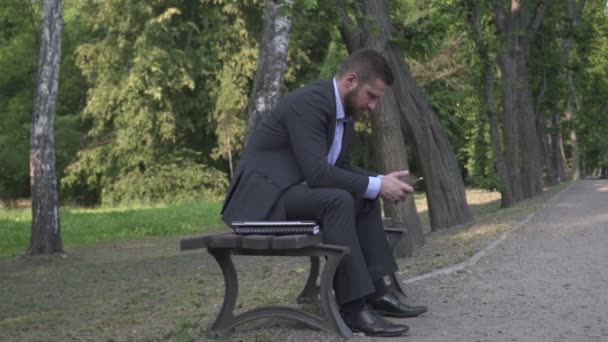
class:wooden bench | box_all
[180,221,408,339]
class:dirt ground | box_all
[3,182,602,342]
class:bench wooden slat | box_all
[271,234,322,249]
[209,233,243,248]
[383,227,407,235]
[180,234,215,250]
[241,235,274,249]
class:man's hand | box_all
[379,170,414,203]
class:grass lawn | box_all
[0,185,554,259]
[0,200,224,259]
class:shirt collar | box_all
[332,78,346,120]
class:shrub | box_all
[101,160,228,206]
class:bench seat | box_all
[180,223,408,339]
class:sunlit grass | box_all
[0,184,568,260]
[0,200,224,259]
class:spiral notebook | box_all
[231,221,320,235]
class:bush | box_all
[101,160,228,206]
[467,175,503,192]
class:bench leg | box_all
[207,248,238,339]
[297,256,320,304]
[384,228,408,298]
[206,246,352,339]
[388,272,408,298]
[298,234,409,305]
[317,246,353,338]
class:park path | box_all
[393,179,608,342]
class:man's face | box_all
[343,77,388,116]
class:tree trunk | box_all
[493,0,524,202]
[542,126,557,185]
[560,0,586,180]
[498,53,523,201]
[493,0,547,200]
[516,48,544,197]
[338,2,424,256]
[28,0,63,255]
[550,111,570,181]
[360,0,472,231]
[515,1,546,198]
[246,0,293,134]
[535,53,557,186]
[566,71,581,180]
[467,0,514,208]
[374,90,425,257]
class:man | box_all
[221,49,427,337]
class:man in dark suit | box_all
[221,49,427,337]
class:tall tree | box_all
[66,1,234,205]
[246,0,293,135]
[341,0,473,231]
[492,0,547,200]
[339,5,424,256]
[576,0,608,175]
[560,0,586,180]
[466,0,515,207]
[28,0,63,255]
[533,36,558,186]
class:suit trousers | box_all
[280,185,398,305]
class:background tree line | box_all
[2,0,607,254]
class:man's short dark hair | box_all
[337,48,394,86]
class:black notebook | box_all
[231,221,320,235]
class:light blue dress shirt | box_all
[330,78,382,199]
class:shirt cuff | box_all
[364,175,382,199]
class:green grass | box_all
[0,200,225,259]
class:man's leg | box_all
[280,186,409,337]
[281,185,376,304]
[355,198,429,318]
[353,198,398,284]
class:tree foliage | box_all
[1,0,606,207]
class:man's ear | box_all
[344,72,359,90]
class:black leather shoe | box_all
[341,304,409,337]
[369,292,428,318]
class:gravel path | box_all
[396,179,608,342]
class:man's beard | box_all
[343,86,361,117]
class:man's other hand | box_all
[380,170,414,202]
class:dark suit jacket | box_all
[221,79,375,225]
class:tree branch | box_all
[575,0,586,17]
[535,69,547,123]
[492,0,507,34]
[337,1,362,52]
[528,0,548,36]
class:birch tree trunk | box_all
[28,0,63,255]
[343,0,472,231]
[246,0,293,134]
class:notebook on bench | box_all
[231,221,320,235]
